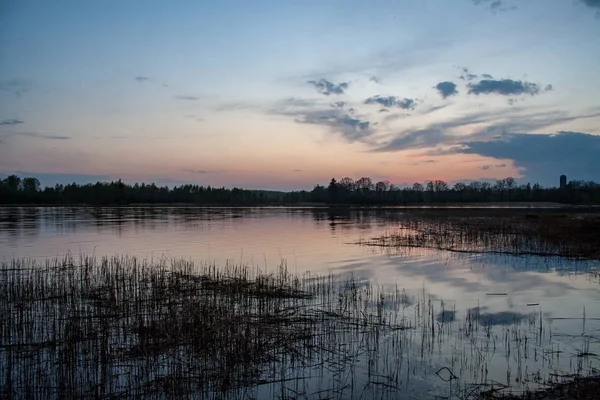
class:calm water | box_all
[1,206,599,398]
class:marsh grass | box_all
[359,210,600,260]
[0,255,420,399]
[1,255,597,399]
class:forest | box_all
[1,174,600,205]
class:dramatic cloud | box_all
[372,107,600,153]
[174,95,199,101]
[467,79,551,96]
[459,131,600,185]
[364,95,417,110]
[307,79,349,96]
[0,119,24,126]
[435,81,458,99]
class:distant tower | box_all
[560,175,567,189]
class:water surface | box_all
[1,206,599,398]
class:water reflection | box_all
[0,206,598,397]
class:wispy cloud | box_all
[174,95,199,101]
[369,76,382,84]
[134,76,151,82]
[184,115,205,122]
[0,119,24,126]
[307,79,349,96]
[372,107,600,153]
[435,81,458,99]
[1,131,70,140]
[272,98,373,143]
[373,128,448,152]
[17,132,71,140]
[0,79,29,97]
[364,95,417,110]
[183,169,208,174]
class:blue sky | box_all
[1,0,599,189]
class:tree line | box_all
[1,174,599,205]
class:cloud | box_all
[0,119,24,126]
[373,128,447,152]
[307,79,349,96]
[331,101,346,109]
[580,0,600,9]
[183,169,208,174]
[435,81,458,99]
[369,76,382,84]
[459,131,600,185]
[472,0,517,13]
[19,132,70,140]
[0,79,30,97]
[364,95,417,110]
[270,98,374,142]
[372,107,600,153]
[174,95,199,101]
[296,110,372,142]
[134,76,151,82]
[458,67,479,81]
[379,108,390,113]
[1,131,70,140]
[184,115,205,122]
[293,169,302,172]
[467,79,552,96]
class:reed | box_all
[359,210,600,260]
[1,254,597,399]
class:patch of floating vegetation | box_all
[1,255,598,399]
[359,210,600,260]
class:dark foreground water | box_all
[1,206,599,399]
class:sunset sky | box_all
[1,0,599,190]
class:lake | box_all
[1,206,599,399]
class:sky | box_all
[1,0,599,190]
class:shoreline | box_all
[0,201,597,209]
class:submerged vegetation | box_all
[360,209,600,260]
[2,174,600,205]
[1,254,599,399]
